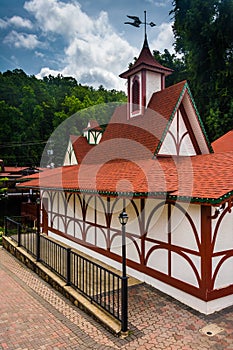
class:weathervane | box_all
[124,10,156,36]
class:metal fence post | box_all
[17,223,21,247]
[36,198,41,262]
[36,230,40,262]
[4,217,7,236]
[66,248,71,286]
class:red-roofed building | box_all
[19,35,233,315]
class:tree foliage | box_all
[170,0,233,140]
[0,69,126,166]
[153,49,186,86]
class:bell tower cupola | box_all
[120,31,173,119]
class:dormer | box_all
[83,120,103,145]
[119,35,173,119]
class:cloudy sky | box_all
[0,0,174,91]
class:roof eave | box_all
[120,64,173,79]
[18,183,233,206]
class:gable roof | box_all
[212,130,233,153]
[88,80,211,162]
[69,82,185,164]
[149,81,212,155]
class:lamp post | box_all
[118,210,128,333]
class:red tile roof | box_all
[212,130,233,153]
[70,135,95,163]
[18,151,233,204]
[70,80,212,165]
[168,152,233,201]
[148,80,187,122]
[81,81,187,163]
[4,166,28,173]
[18,168,49,181]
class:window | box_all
[132,76,140,112]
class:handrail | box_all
[4,216,124,324]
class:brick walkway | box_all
[0,246,233,349]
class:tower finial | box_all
[144,10,147,38]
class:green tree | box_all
[0,69,126,165]
[171,0,233,140]
[153,49,187,86]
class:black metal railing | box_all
[4,216,126,326]
[40,235,68,280]
[70,251,122,320]
[4,216,21,245]
[4,216,37,257]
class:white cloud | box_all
[35,51,44,58]
[151,22,175,54]
[19,0,175,90]
[145,0,170,7]
[36,67,62,78]
[8,16,33,29]
[0,0,176,90]
[3,31,41,49]
[0,16,33,29]
[0,19,8,28]
[24,0,92,38]
[24,0,137,90]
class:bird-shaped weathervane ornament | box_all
[124,10,156,36]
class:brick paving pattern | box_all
[0,246,233,349]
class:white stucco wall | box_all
[63,140,78,166]
[158,112,196,156]
[211,207,233,289]
[146,71,161,107]
[45,191,202,288]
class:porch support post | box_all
[121,221,128,333]
[119,210,128,334]
[200,205,212,300]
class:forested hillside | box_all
[0,70,126,166]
